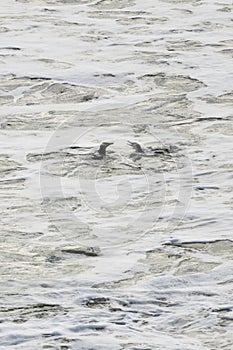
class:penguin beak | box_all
[127,140,133,146]
[102,142,113,149]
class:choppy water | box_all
[1,0,233,349]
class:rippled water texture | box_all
[0,0,233,349]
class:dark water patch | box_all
[42,159,78,177]
[174,8,193,15]
[0,27,9,33]
[138,73,205,92]
[169,116,231,130]
[194,171,216,177]
[61,246,101,257]
[108,42,135,47]
[121,51,170,67]
[217,6,232,12]
[134,40,159,47]
[196,116,229,122]
[93,0,136,10]
[80,294,168,324]
[1,230,43,241]
[220,49,233,57]
[219,39,233,46]
[164,239,233,258]
[167,39,204,51]
[20,82,100,105]
[205,43,225,48]
[143,246,219,277]
[0,75,50,92]
[42,7,58,12]
[117,16,168,25]
[69,323,106,332]
[0,75,105,107]
[23,75,52,81]
[94,73,116,78]
[195,185,220,191]
[92,272,146,289]
[80,33,111,43]
[42,196,82,210]
[0,177,25,190]
[212,305,233,312]
[1,111,70,130]
[189,290,217,297]
[41,152,145,177]
[41,336,72,350]
[137,93,201,120]
[200,92,233,105]
[0,303,68,323]
[26,151,75,163]
[160,0,203,3]
[0,249,89,280]
[202,121,233,136]
[83,297,110,308]
[45,255,63,263]
[0,95,14,105]
[0,155,26,175]
[87,10,149,19]
[0,47,21,51]
[193,20,228,31]
[17,0,91,3]
[175,217,218,229]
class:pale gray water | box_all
[0,0,233,349]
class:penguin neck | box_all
[135,144,144,153]
[98,144,107,156]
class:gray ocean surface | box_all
[0,0,233,349]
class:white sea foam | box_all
[0,0,233,349]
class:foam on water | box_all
[0,0,233,349]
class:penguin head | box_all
[127,141,144,153]
[98,142,114,156]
